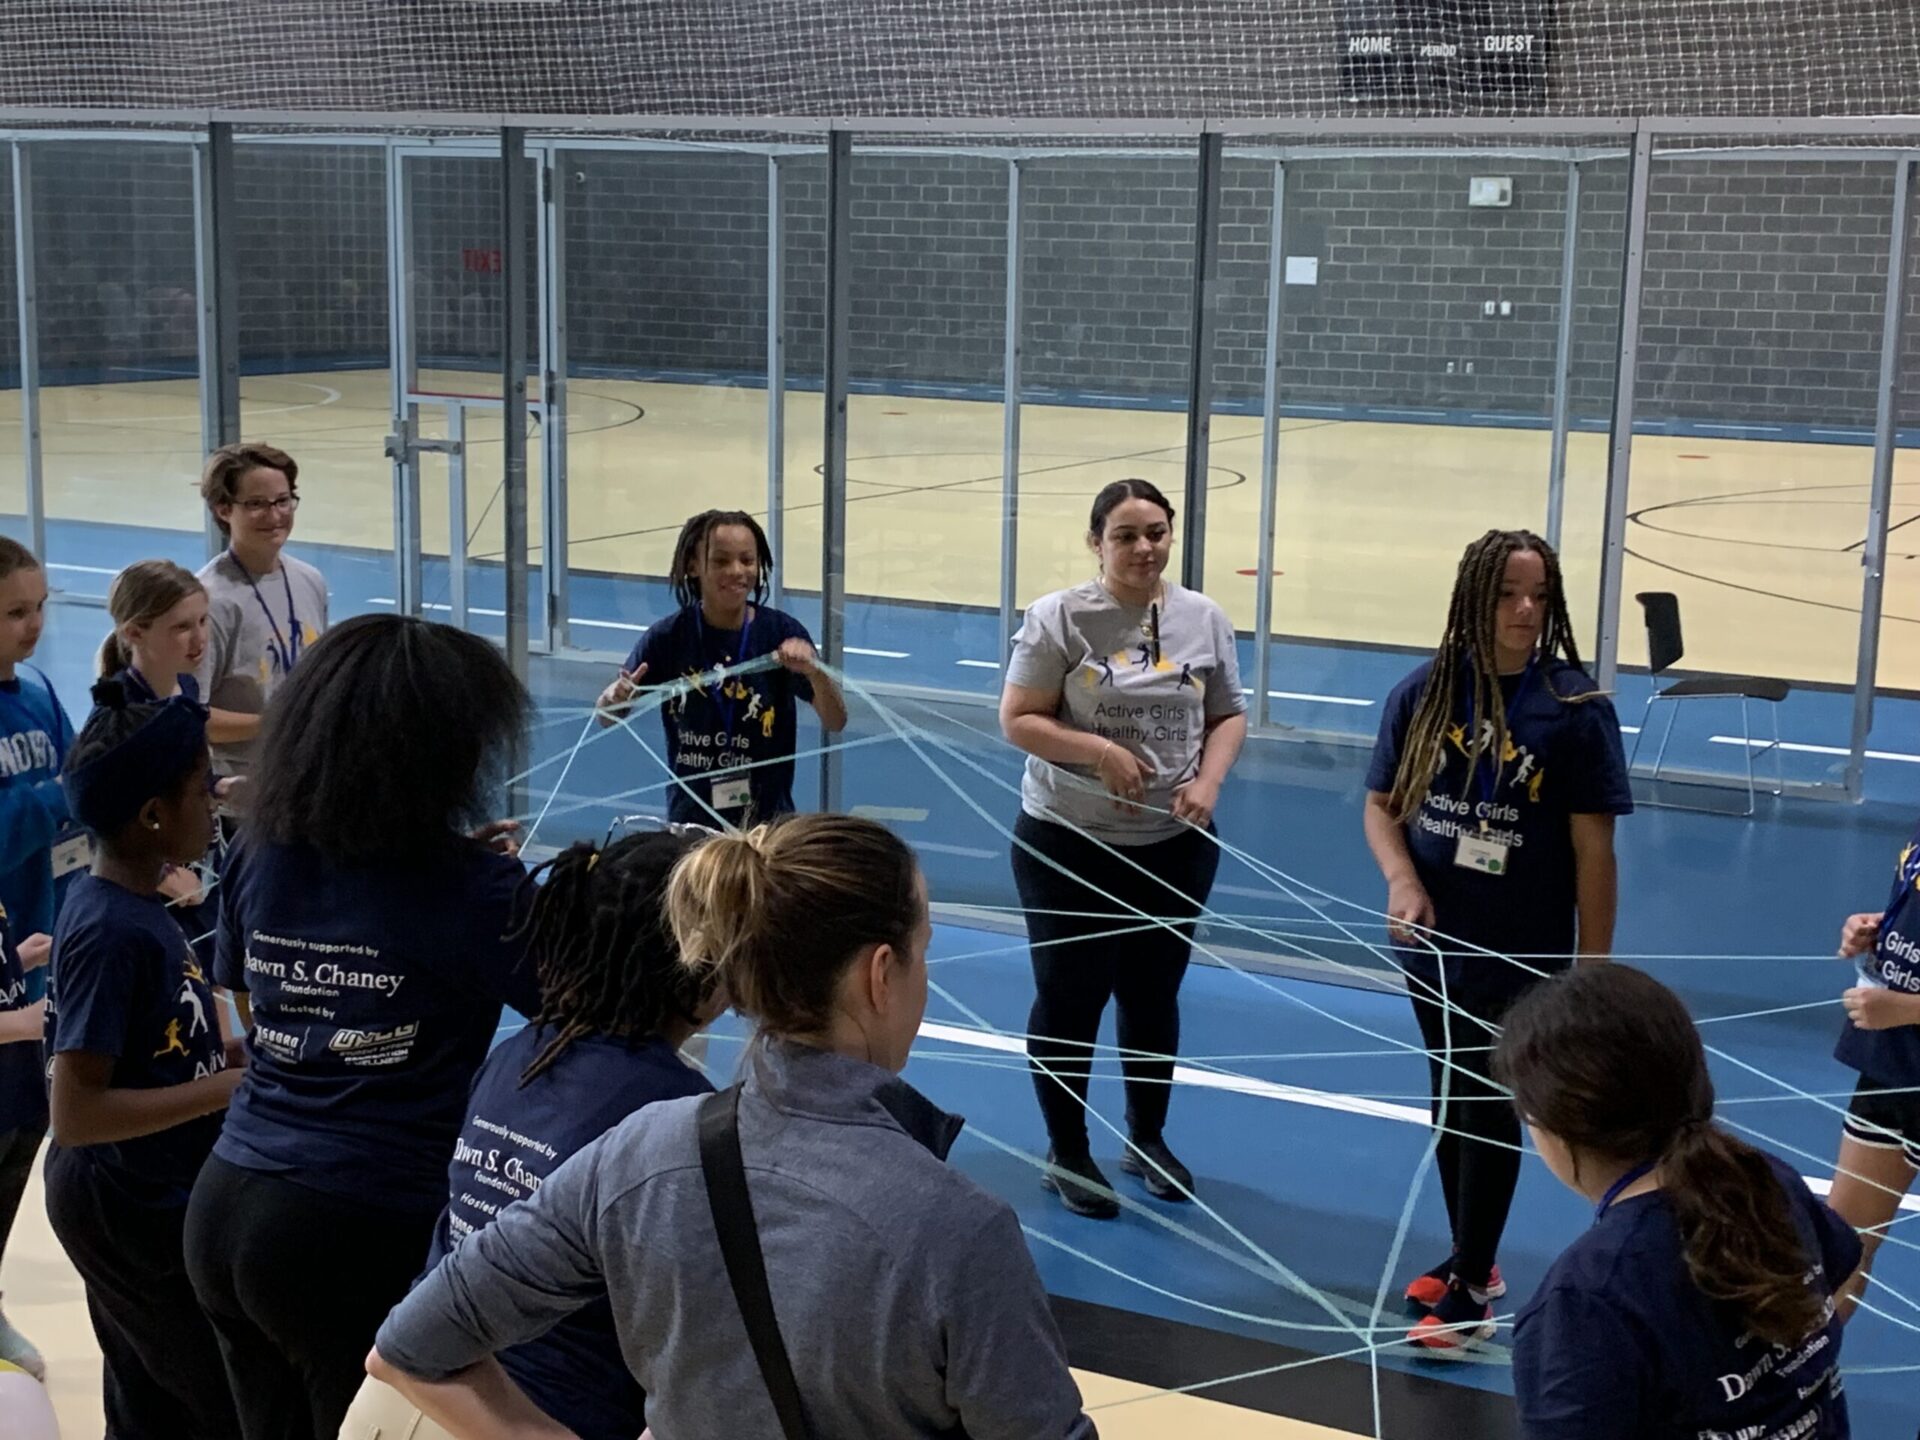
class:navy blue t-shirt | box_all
[213,837,540,1211]
[422,1028,711,1440]
[1514,1156,1859,1440]
[623,605,816,826]
[1365,659,1632,1006]
[1835,820,1920,1085]
[0,900,47,1134]
[44,873,228,1206]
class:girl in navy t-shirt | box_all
[1363,528,1631,1348]
[344,826,727,1440]
[595,510,846,827]
[1821,822,1920,1321]
[42,678,242,1439]
[183,615,539,1440]
[1499,964,1858,1440]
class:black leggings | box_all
[1012,812,1221,1153]
[43,1145,241,1440]
[0,1122,44,1266]
[185,1154,442,1440]
[1408,983,1527,1289]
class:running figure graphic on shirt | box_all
[1442,720,1547,802]
[153,1019,189,1060]
[178,978,209,1038]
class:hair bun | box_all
[88,676,130,711]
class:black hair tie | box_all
[89,676,130,711]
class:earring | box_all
[147,820,161,831]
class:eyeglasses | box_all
[233,495,299,516]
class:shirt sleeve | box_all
[50,921,147,1060]
[467,853,542,1018]
[1799,1181,1864,1293]
[941,1203,1097,1440]
[1202,602,1247,720]
[1364,675,1419,795]
[198,591,240,703]
[0,775,67,876]
[213,843,247,992]
[1562,692,1635,816]
[1513,1286,1648,1440]
[375,1133,611,1381]
[1005,595,1071,694]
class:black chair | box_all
[1627,592,1788,816]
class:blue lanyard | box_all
[1594,1159,1658,1223]
[1465,660,1538,812]
[230,551,301,676]
[693,606,752,746]
[123,667,159,702]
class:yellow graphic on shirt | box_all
[153,1018,189,1060]
[1445,718,1547,803]
[761,706,776,739]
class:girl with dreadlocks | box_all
[595,510,847,827]
[340,828,727,1440]
[1363,528,1631,1350]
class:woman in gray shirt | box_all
[1000,480,1247,1219]
[367,814,1095,1440]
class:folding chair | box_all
[1626,591,1788,817]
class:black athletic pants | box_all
[43,1144,241,1440]
[185,1154,442,1440]
[0,1122,44,1266]
[1408,980,1531,1289]
[1012,812,1220,1154]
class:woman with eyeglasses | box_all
[194,443,329,786]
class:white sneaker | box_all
[0,1299,45,1380]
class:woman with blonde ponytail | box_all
[369,814,1094,1440]
[1497,964,1858,1440]
[98,560,209,699]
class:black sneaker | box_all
[1117,1136,1194,1202]
[1041,1148,1121,1219]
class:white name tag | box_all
[51,828,93,880]
[710,776,752,813]
[1454,830,1509,876]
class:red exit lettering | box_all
[461,247,503,274]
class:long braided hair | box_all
[1384,529,1588,823]
[508,829,718,1084]
[668,510,775,610]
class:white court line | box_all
[47,562,120,576]
[852,805,932,822]
[1238,687,1373,708]
[848,646,910,658]
[916,1020,1920,1212]
[1709,736,1920,765]
[912,840,999,860]
[369,598,507,617]
[573,617,645,633]
[956,659,1001,669]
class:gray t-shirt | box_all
[194,551,330,776]
[1007,579,1245,844]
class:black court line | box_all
[1052,1294,1519,1440]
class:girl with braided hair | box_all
[1362,528,1631,1350]
[595,510,846,827]
[341,827,727,1440]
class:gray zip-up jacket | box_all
[376,1039,1096,1440]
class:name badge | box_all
[710,776,752,813]
[51,827,94,880]
[1454,830,1509,876]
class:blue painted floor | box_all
[24,517,1920,1435]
